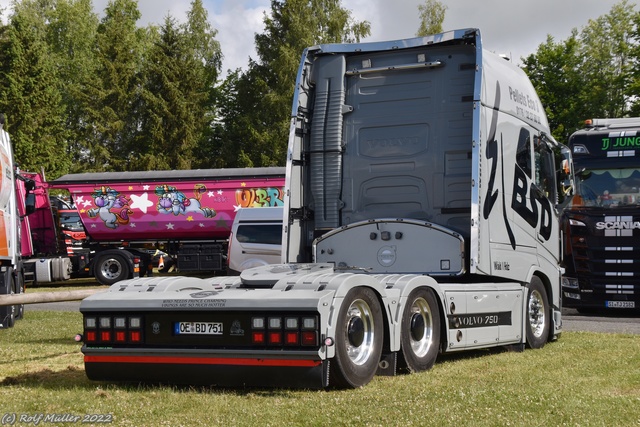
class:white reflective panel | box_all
[129,317,141,328]
[99,317,111,328]
[285,318,298,330]
[268,317,281,329]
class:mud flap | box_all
[84,354,329,389]
[376,351,397,376]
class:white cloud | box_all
[210,2,268,74]
[93,0,268,76]
[343,0,632,65]
[0,0,635,72]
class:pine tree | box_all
[137,4,220,171]
[416,0,447,37]
[46,0,99,172]
[218,0,370,168]
[0,0,70,177]
[79,0,146,171]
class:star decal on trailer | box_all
[130,193,154,214]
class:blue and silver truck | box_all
[78,28,572,389]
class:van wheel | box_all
[95,254,130,286]
[400,288,440,372]
[526,276,550,349]
[329,287,383,388]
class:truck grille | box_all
[567,213,640,296]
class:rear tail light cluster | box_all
[83,315,143,345]
[251,315,319,347]
[133,257,141,275]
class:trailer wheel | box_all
[526,276,550,349]
[400,288,440,373]
[329,287,383,389]
[95,254,130,286]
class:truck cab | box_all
[79,29,571,389]
[562,118,640,311]
[0,114,24,329]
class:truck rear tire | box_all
[0,268,16,329]
[526,276,550,349]
[95,254,130,286]
[400,287,440,373]
[15,271,24,320]
[329,287,383,389]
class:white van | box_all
[227,207,283,274]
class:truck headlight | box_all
[562,277,579,289]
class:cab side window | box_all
[515,128,532,178]
[534,136,556,202]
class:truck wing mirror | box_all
[554,144,574,206]
[25,194,35,215]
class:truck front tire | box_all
[526,276,550,349]
[329,287,383,389]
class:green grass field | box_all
[0,310,639,427]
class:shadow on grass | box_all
[0,365,304,397]
[435,343,521,364]
[569,308,640,318]
[18,337,82,346]
[0,365,95,389]
[0,352,80,367]
[0,344,541,395]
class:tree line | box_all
[0,0,637,178]
[523,0,640,142]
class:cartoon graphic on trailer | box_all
[155,184,216,218]
[77,181,285,239]
[87,186,133,229]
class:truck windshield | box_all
[59,211,84,231]
[571,167,640,208]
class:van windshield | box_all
[570,167,640,208]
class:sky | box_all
[0,0,635,75]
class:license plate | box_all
[174,322,223,335]
[605,301,635,309]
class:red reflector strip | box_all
[268,332,282,345]
[301,331,317,346]
[285,332,298,345]
[84,355,321,367]
[252,331,265,344]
